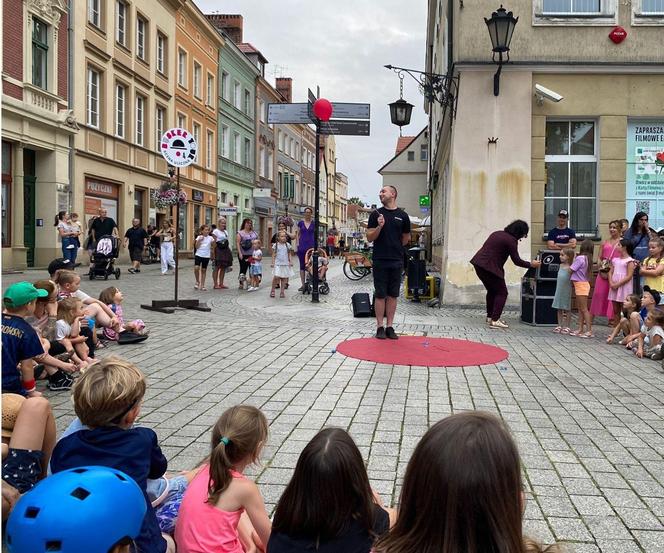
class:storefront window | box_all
[193,205,201,234]
[544,121,597,233]
[177,203,187,250]
[205,207,213,226]
[2,141,11,247]
[134,188,144,223]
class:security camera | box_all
[534,84,563,105]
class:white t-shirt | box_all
[252,248,263,263]
[195,235,215,258]
[55,319,73,341]
[643,324,664,346]
[212,229,229,244]
[273,242,291,266]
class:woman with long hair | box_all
[623,211,651,294]
[157,219,176,275]
[295,207,315,291]
[54,211,80,264]
[236,218,258,290]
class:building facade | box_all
[2,0,77,268]
[207,15,258,239]
[335,171,349,237]
[427,0,664,304]
[71,0,184,262]
[173,2,222,250]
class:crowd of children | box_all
[550,227,664,367]
[3,353,564,553]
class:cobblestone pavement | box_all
[5,257,664,552]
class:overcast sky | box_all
[196,0,428,207]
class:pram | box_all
[302,248,330,295]
[143,241,160,264]
[88,235,121,280]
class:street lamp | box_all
[484,5,518,97]
[389,98,414,130]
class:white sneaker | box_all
[247,286,256,292]
[489,319,509,329]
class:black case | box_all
[351,293,372,317]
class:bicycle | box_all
[343,251,372,280]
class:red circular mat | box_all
[336,336,508,367]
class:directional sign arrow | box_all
[330,103,370,120]
[319,120,370,136]
[267,103,313,125]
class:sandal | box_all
[561,328,571,334]
[201,287,207,291]
[580,332,594,339]
[279,292,285,298]
[568,330,581,336]
[55,351,75,362]
[553,326,563,333]
[214,285,222,289]
[270,291,275,298]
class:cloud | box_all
[196,0,428,204]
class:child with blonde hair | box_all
[640,237,664,294]
[247,239,263,291]
[175,405,271,553]
[606,294,642,345]
[55,297,96,370]
[98,286,147,341]
[50,357,175,553]
[635,309,664,360]
[569,239,594,338]
[551,247,574,334]
[271,231,294,298]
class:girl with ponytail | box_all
[175,405,271,553]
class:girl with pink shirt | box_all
[175,405,271,553]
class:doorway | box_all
[24,149,36,267]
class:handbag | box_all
[598,242,618,278]
[217,238,229,249]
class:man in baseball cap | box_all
[546,209,577,251]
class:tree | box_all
[347,197,365,206]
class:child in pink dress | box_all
[607,239,635,324]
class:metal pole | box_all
[174,167,180,304]
[312,121,320,303]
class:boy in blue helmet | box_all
[6,466,146,553]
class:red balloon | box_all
[313,98,333,122]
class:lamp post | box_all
[484,5,518,97]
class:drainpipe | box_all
[67,0,74,211]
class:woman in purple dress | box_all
[295,207,315,291]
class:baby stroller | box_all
[143,241,160,264]
[302,248,330,295]
[88,235,121,280]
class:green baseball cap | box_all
[3,282,49,308]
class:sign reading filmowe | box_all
[626,120,664,229]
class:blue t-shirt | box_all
[624,229,650,262]
[51,426,168,553]
[2,313,44,394]
[547,226,576,245]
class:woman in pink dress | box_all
[607,238,636,322]
[590,221,622,323]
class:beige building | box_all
[2,0,77,268]
[378,128,428,218]
[335,171,348,229]
[426,0,664,304]
[324,134,336,230]
[71,0,184,260]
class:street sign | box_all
[330,103,370,120]
[160,128,197,167]
[419,195,430,207]
[267,103,312,124]
[252,188,272,198]
[218,206,237,216]
[319,120,370,136]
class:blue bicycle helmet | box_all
[6,466,146,553]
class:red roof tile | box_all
[395,136,416,156]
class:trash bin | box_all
[406,247,427,302]
[520,250,559,326]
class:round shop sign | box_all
[160,128,197,167]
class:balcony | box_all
[24,83,60,114]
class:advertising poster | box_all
[626,120,664,229]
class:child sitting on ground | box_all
[98,286,147,341]
[269,428,393,553]
[373,411,562,553]
[56,297,96,370]
[175,405,271,553]
[635,309,664,360]
[2,282,75,395]
[6,466,147,553]
[247,239,263,292]
[606,294,642,345]
[50,357,174,553]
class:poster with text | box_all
[626,120,664,230]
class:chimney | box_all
[276,78,292,103]
[206,14,243,44]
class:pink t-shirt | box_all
[174,465,245,553]
[570,254,589,282]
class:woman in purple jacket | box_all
[471,220,541,329]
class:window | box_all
[267,150,274,181]
[192,123,200,162]
[233,82,241,109]
[233,194,239,207]
[244,89,251,115]
[259,100,265,123]
[545,121,597,233]
[156,33,166,74]
[32,18,48,90]
[155,105,165,151]
[233,132,241,163]
[289,138,294,158]
[178,49,187,87]
[115,84,126,138]
[177,112,186,130]
[116,1,127,47]
[221,71,229,100]
[193,62,201,99]
[206,73,214,106]
[278,131,284,151]
[136,16,146,60]
[87,67,100,128]
[242,138,252,167]
[88,0,101,27]
[206,130,214,169]
[407,151,415,161]
[542,0,600,12]
[641,0,664,12]
[420,144,428,161]
[220,192,227,203]
[244,198,250,210]
[295,142,299,162]
[221,126,229,158]
[135,95,145,146]
[259,145,266,177]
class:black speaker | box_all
[407,259,426,291]
[351,293,372,317]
